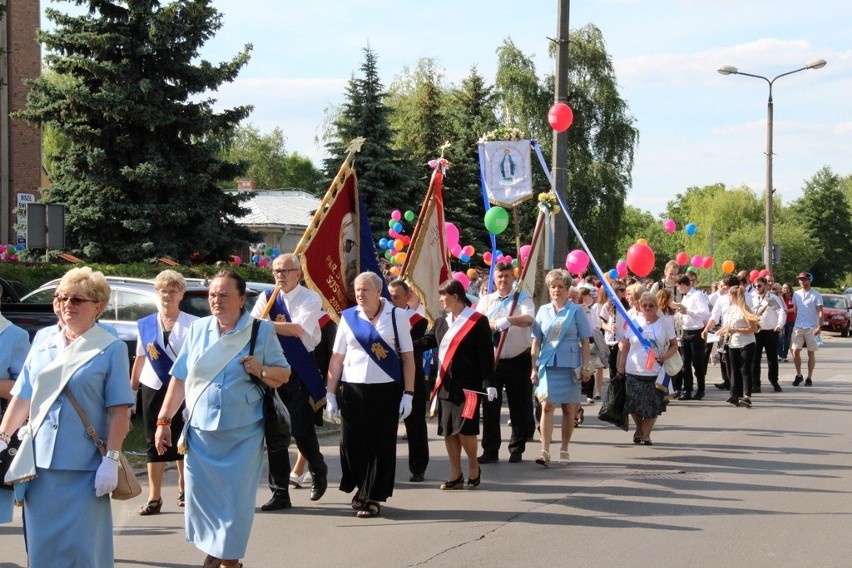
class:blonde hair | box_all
[626,283,647,305]
[545,269,571,288]
[57,267,111,317]
[154,269,186,292]
[728,286,760,323]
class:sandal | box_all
[138,498,162,516]
[351,496,365,510]
[558,450,571,465]
[356,501,381,518]
[534,450,550,467]
[177,492,185,508]
[574,407,584,426]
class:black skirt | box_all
[140,383,185,462]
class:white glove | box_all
[0,439,7,452]
[94,456,119,497]
[17,424,30,438]
[399,393,413,421]
[182,406,190,421]
[130,389,138,414]
[495,317,511,331]
[326,393,341,421]
[486,387,498,401]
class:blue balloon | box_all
[685,223,697,236]
[459,253,470,263]
[251,255,260,263]
[394,222,403,233]
[495,250,503,258]
[378,238,388,249]
[608,268,619,279]
[15,243,24,251]
[272,248,281,256]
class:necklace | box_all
[367,301,383,321]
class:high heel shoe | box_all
[138,497,162,516]
[534,450,550,467]
[467,470,481,489]
[440,475,464,490]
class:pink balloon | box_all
[626,243,655,277]
[231,255,242,266]
[749,269,760,282]
[548,103,574,132]
[663,219,676,233]
[616,260,628,278]
[391,210,402,221]
[450,243,462,258]
[388,228,398,238]
[565,249,590,275]
[258,257,269,268]
[445,222,460,247]
[759,268,770,278]
[452,271,470,290]
[462,245,475,257]
[675,251,689,266]
[702,256,715,269]
[691,255,703,268]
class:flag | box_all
[295,138,387,321]
[481,140,533,207]
[461,389,479,420]
[400,159,451,324]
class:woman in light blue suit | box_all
[530,269,593,467]
[155,269,290,568]
[0,267,134,566]
[0,306,30,523]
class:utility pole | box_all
[551,0,571,268]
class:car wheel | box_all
[842,321,850,338]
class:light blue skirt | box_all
[25,467,114,567]
[536,367,582,404]
[0,489,14,523]
[185,420,264,559]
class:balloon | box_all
[616,260,628,278]
[519,244,531,259]
[452,271,470,290]
[691,255,703,268]
[676,251,689,266]
[484,207,510,235]
[512,259,519,268]
[626,242,655,277]
[565,249,590,275]
[388,219,397,228]
[450,243,462,258]
[749,269,760,282]
[685,223,697,236]
[547,102,574,132]
[459,253,470,263]
[445,222,460,247]
[402,236,411,246]
[466,269,478,279]
[608,268,619,280]
[482,251,493,265]
[759,269,770,278]
[15,243,24,251]
[636,238,647,245]
[663,219,676,233]
[393,222,403,233]
[721,260,735,274]
[504,256,513,265]
[384,249,393,260]
[251,254,259,264]
[265,248,274,256]
[388,229,398,238]
[394,252,407,265]
[390,266,401,276]
[702,256,715,269]
[462,245,475,257]
[231,255,242,266]
[378,238,388,249]
[404,210,415,222]
[391,210,402,221]
[258,258,269,268]
[394,239,404,251]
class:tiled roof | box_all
[234,190,321,228]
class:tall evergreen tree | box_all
[323,47,417,238]
[15,0,255,262]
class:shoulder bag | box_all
[248,319,292,454]
[0,430,22,491]
[64,388,142,501]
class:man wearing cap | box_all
[791,272,823,386]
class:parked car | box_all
[820,294,852,337]
[843,287,852,299]
[18,276,260,358]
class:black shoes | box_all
[508,452,523,463]
[726,396,738,405]
[771,382,782,392]
[261,491,292,511]
[310,473,328,501]
[693,390,705,400]
[677,392,693,401]
[409,472,425,482]
[752,386,762,393]
[440,475,464,490]
[477,454,499,464]
[792,375,804,386]
[714,382,731,390]
[736,396,752,408]
[804,378,813,386]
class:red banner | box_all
[461,389,479,420]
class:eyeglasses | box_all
[640,303,657,309]
[615,288,625,293]
[57,295,99,306]
[272,268,299,275]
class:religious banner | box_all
[481,140,533,207]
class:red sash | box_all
[430,311,485,406]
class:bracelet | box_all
[156,418,172,426]
[0,431,10,444]
[105,449,121,462]
[403,390,415,396]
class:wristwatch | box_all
[105,449,121,462]
[260,366,268,379]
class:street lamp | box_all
[717,58,827,270]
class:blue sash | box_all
[341,306,402,383]
[486,290,529,320]
[138,313,174,388]
[538,303,578,371]
[268,292,327,409]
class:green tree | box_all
[323,47,418,238]
[15,0,255,262]
[789,166,852,287]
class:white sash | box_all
[176,320,253,453]
[438,307,476,366]
[5,326,116,485]
[0,314,12,335]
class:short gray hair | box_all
[354,271,383,291]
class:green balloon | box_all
[404,210,415,222]
[388,219,396,228]
[484,206,510,235]
[265,247,274,256]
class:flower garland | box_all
[479,127,526,143]
[537,192,561,216]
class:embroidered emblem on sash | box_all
[371,342,388,360]
[146,342,160,360]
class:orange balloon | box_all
[466,268,478,278]
[636,238,647,245]
[390,266,401,275]
[394,252,407,265]
[721,260,735,274]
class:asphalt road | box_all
[2,334,851,567]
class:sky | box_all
[43,0,852,216]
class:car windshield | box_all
[823,297,846,309]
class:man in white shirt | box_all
[750,276,786,392]
[791,272,823,386]
[475,262,535,464]
[674,274,710,400]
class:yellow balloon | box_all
[636,238,647,245]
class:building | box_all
[235,189,321,256]
[1,0,42,244]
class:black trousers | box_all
[267,372,327,493]
[751,329,779,388]
[403,369,429,475]
[481,350,533,458]
[729,342,755,398]
[679,330,707,394]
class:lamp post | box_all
[717,58,827,270]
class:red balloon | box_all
[702,256,715,269]
[749,269,760,282]
[626,243,656,278]
[759,269,770,278]
[675,251,689,266]
[548,103,574,132]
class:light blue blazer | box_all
[532,302,593,369]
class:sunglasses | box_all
[57,295,99,306]
[615,288,626,293]
[640,303,657,309]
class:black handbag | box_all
[0,430,22,491]
[248,319,292,453]
[598,375,629,431]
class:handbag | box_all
[0,430,22,491]
[598,375,629,431]
[64,388,142,501]
[664,350,684,376]
[248,319,292,453]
